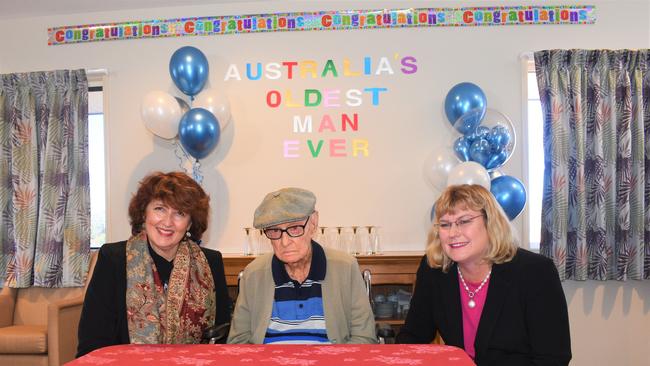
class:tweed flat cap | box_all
[253,187,316,229]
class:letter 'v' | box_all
[307,140,324,157]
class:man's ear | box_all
[310,211,319,229]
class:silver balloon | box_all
[193,90,231,130]
[140,90,185,139]
[446,161,491,190]
[424,146,460,191]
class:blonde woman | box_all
[397,184,571,366]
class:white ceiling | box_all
[0,0,266,19]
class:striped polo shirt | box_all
[263,241,329,344]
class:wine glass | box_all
[258,229,271,253]
[313,226,325,246]
[370,226,382,254]
[355,226,372,255]
[340,227,356,255]
[324,227,340,250]
[249,227,259,255]
[243,227,253,255]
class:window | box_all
[525,60,543,250]
[88,82,106,248]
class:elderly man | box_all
[228,187,377,344]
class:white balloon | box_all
[446,161,491,189]
[423,146,459,191]
[141,91,186,139]
[193,90,231,130]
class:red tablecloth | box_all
[67,344,475,365]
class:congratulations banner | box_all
[48,5,596,46]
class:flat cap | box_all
[253,187,316,229]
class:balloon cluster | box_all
[425,82,526,221]
[446,83,515,172]
[140,46,231,183]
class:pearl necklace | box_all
[457,266,491,309]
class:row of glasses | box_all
[299,226,382,255]
[242,226,382,256]
[242,228,272,256]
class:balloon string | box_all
[173,140,203,184]
[193,160,203,184]
[174,139,191,170]
[173,140,184,165]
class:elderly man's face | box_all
[267,212,318,265]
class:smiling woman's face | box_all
[144,199,191,259]
[437,206,489,267]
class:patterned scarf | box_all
[125,231,216,344]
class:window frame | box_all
[87,70,110,248]
[521,54,541,251]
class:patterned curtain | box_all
[0,70,90,288]
[535,49,650,281]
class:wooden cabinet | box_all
[222,255,255,287]
[354,252,423,286]
[222,252,423,287]
[222,251,424,326]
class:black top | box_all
[77,241,231,357]
[396,248,571,366]
[148,243,173,289]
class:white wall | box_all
[1,1,649,365]
[563,280,650,365]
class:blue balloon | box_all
[463,130,478,146]
[486,150,508,170]
[430,202,437,222]
[490,144,504,154]
[490,175,527,220]
[444,82,487,134]
[469,138,491,167]
[169,46,209,97]
[453,137,471,161]
[488,125,511,148]
[475,126,490,140]
[178,108,220,159]
[454,109,484,135]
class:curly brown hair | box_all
[128,171,210,240]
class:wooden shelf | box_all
[355,252,423,287]
[223,252,422,335]
[223,251,423,287]
[222,255,256,286]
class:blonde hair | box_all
[426,184,518,272]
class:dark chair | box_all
[363,269,395,344]
[201,322,230,344]
[201,269,243,344]
[376,323,396,344]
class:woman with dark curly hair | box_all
[77,172,231,357]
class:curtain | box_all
[0,70,90,288]
[535,49,650,281]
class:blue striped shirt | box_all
[264,241,329,344]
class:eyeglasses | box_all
[263,216,311,240]
[434,214,484,232]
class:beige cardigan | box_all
[227,246,377,344]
